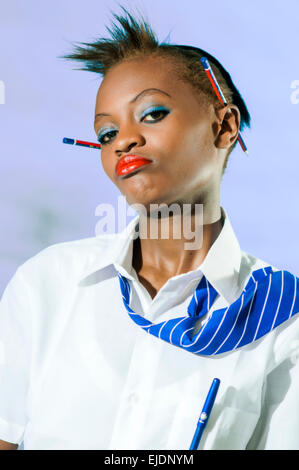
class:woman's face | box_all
[94,55,229,210]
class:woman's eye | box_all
[97,130,117,145]
[142,108,169,122]
[97,108,169,145]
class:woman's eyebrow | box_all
[94,88,171,122]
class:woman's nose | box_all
[115,124,145,154]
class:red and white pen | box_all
[200,57,248,155]
[63,137,101,149]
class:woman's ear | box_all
[214,105,240,150]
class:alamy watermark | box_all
[95,195,204,250]
[290,80,299,104]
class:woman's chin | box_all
[126,196,178,218]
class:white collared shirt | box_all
[1,207,299,450]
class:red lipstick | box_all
[116,155,152,177]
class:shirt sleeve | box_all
[246,343,299,449]
[0,267,33,445]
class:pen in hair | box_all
[200,57,248,155]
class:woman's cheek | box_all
[101,155,114,180]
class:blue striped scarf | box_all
[117,266,299,355]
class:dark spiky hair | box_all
[59,4,251,174]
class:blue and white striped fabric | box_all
[117,266,299,355]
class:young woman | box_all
[1,6,299,450]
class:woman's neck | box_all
[132,204,224,279]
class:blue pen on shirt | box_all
[189,378,220,450]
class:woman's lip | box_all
[116,157,152,176]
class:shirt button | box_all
[127,392,139,405]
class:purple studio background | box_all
[1,0,299,296]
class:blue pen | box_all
[189,378,220,450]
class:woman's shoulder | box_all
[240,248,299,278]
[239,249,299,365]
[13,233,121,287]
[240,249,278,271]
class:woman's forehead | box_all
[98,57,182,98]
[95,56,196,108]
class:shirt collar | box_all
[198,207,242,304]
[79,206,242,304]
